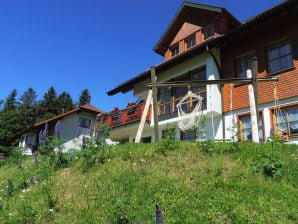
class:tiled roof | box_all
[34,104,103,127]
[81,104,103,113]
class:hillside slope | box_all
[0,141,297,223]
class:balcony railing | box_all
[104,102,151,128]
[158,89,207,121]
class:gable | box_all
[154,1,240,57]
[171,22,201,45]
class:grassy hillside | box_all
[0,140,297,223]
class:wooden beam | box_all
[135,90,152,143]
[252,57,260,123]
[151,67,160,142]
[146,77,278,88]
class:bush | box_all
[38,137,64,155]
[252,151,286,179]
[156,138,178,155]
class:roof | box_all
[34,104,103,127]
[107,0,295,96]
[154,1,240,56]
[107,36,221,96]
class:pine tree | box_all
[19,88,39,129]
[39,87,59,120]
[3,89,18,111]
[58,91,75,113]
[77,89,91,107]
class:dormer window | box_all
[203,26,215,40]
[185,35,196,49]
[170,45,179,57]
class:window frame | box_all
[185,34,196,50]
[235,53,256,78]
[170,44,179,57]
[272,105,298,137]
[78,117,91,129]
[203,26,215,40]
[267,41,294,74]
[180,131,197,141]
[238,112,264,141]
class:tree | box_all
[58,91,75,113]
[0,109,23,146]
[0,99,4,110]
[3,89,18,111]
[39,86,59,120]
[19,88,39,129]
[19,87,38,108]
[77,88,91,107]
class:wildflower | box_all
[133,163,136,166]
[39,129,44,146]
[54,120,61,138]
[49,209,54,212]
[156,204,163,224]
[140,158,144,162]
[43,123,48,139]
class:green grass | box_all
[0,141,297,223]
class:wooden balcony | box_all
[158,89,207,121]
[105,103,151,129]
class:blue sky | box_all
[0,0,282,112]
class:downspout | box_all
[204,45,226,139]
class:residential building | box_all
[19,104,104,153]
[106,0,298,143]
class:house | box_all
[106,0,298,143]
[19,104,104,153]
[220,0,298,143]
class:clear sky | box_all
[0,0,283,112]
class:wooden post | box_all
[252,58,259,122]
[151,66,160,142]
[135,90,152,143]
[247,69,259,143]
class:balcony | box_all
[158,89,207,121]
[104,102,151,129]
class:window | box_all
[181,131,197,141]
[203,26,215,40]
[267,42,293,73]
[239,113,263,141]
[274,106,298,136]
[158,87,171,115]
[25,135,35,146]
[170,45,179,57]
[236,54,255,78]
[78,117,91,129]
[191,67,207,109]
[185,35,196,49]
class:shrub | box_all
[253,151,286,179]
[38,137,64,155]
[156,138,178,155]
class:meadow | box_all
[0,140,297,223]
